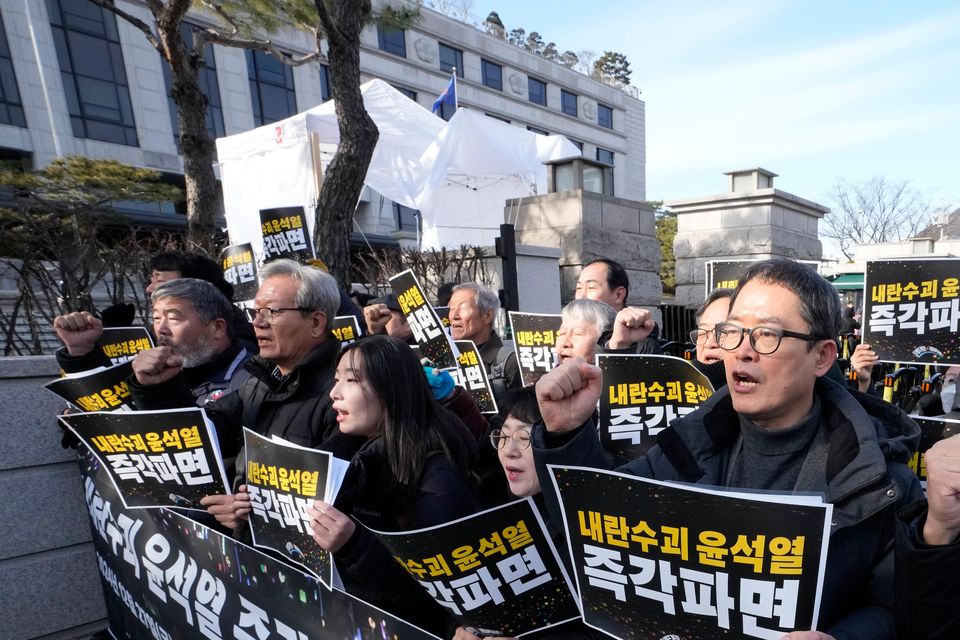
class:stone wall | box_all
[0,357,107,639]
[510,189,662,307]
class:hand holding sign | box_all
[607,307,655,350]
[923,434,960,545]
[200,487,250,529]
[132,346,183,386]
[307,499,356,553]
[849,343,879,393]
[53,311,103,356]
[535,357,602,433]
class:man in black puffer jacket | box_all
[130,259,365,530]
[532,259,923,640]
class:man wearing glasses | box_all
[532,258,922,639]
[131,258,365,532]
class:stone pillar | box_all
[669,168,827,307]
[507,189,662,307]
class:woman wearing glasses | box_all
[306,335,478,633]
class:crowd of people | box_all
[50,252,959,640]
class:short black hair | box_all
[148,251,233,300]
[695,288,734,323]
[584,258,629,300]
[497,387,541,425]
[732,258,840,342]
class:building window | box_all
[438,43,463,77]
[48,0,138,145]
[568,138,584,153]
[319,64,331,102]
[0,14,25,128]
[393,85,417,102]
[560,89,578,117]
[597,147,615,194]
[481,59,502,91]
[439,101,456,121]
[162,23,224,147]
[528,77,546,106]
[485,112,510,124]
[527,125,548,135]
[394,203,419,232]
[598,103,613,129]
[378,26,406,58]
[246,49,297,126]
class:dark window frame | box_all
[438,43,463,77]
[377,25,406,58]
[481,59,502,91]
[560,89,578,117]
[319,63,331,102]
[246,49,297,126]
[0,13,26,128]
[393,202,419,232]
[596,147,615,195]
[48,0,138,145]
[598,103,613,129]
[528,77,546,106]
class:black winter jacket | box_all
[333,437,478,634]
[533,376,923,640]
[895,500,960,640]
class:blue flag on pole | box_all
[431,73,456,114]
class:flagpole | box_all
[452,67,459,109]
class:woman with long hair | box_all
[307,335,477,631]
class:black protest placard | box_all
[60,408,229,511]
[508,311,562,387]
[96,327,154,365]
[330,315,362,346]
[597,354,714,465]
[45,361,136,412]
[908,416,960,491]
[369,498,579,637]
[706,260,756,294]
[77,449,441,640]
[862,258,960,365]
[244,428,347,588]
[434,306,451,331]
[220,242,259,302]
[550,466,832,640]
[390,269,459,369]
[451,340,498,414]
[259,206,314,263]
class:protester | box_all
[690,288,733,365]
[531,257,923,638]
[896,433,960,640]
[305,335,478,633]
[129,259,364,528]
[555,298,615,365]
[448,282,521,397]
[362,293,413,343]
[574,258,628,311]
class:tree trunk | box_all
[314,0,379,289]
[156,3,220,254]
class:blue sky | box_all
[466,1,960,257]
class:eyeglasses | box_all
[714,322,829,355]
[247,307,311,323]
[688,328,714,344]
[489,428,532,450]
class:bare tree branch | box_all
[87,0,161,51]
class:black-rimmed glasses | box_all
[714,322,828,355]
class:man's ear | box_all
[312,311,328,338]
[613,286,627,306]
[814,339,839,377]
[210,317,228,339]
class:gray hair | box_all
[152,278,235,338]
[453,282,500,316]
[259,259,339,321]
[561,298,615,334]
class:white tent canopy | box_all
[216,79,579,254]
